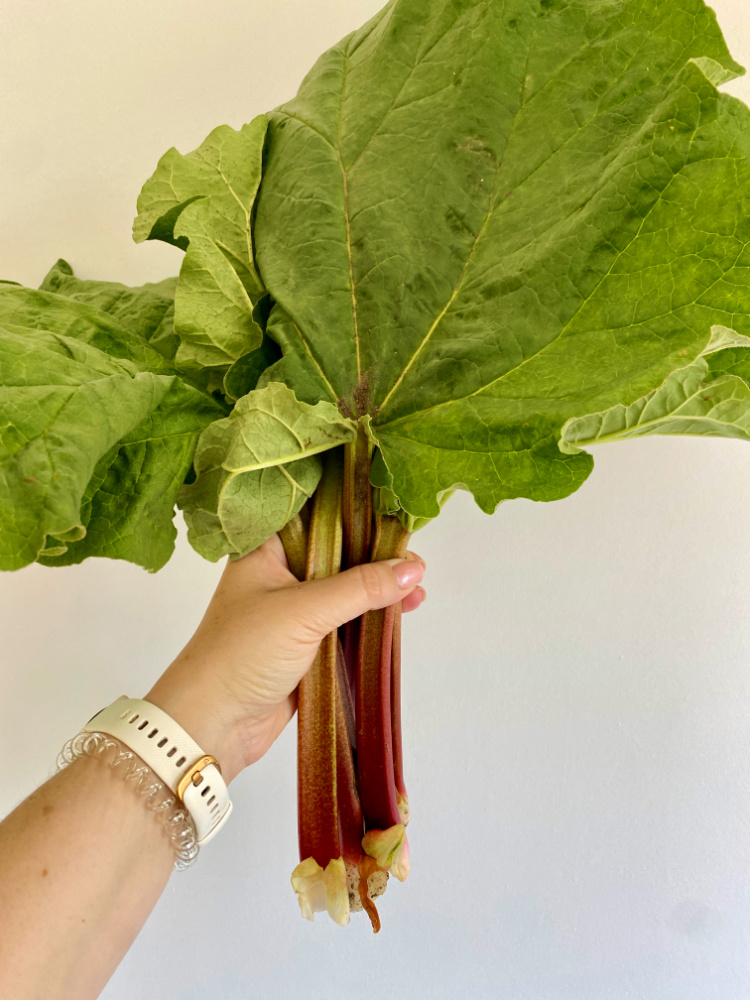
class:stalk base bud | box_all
[362,823,410,882]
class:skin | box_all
[0,536,426,1000]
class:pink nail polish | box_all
[392,560,424,589]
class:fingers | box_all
[286,557,426,638]
[402,585,426,613]
[218,535,427,638]
[220,534,295,593]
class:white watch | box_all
[84,697,233,846]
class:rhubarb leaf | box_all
[0,282,178,377]
[134,118,269,373]
[705,345,750,383]
[560,359,750,453]
[0,282,222,571]
[223,333,282,402]
[560,327,750,451]
[249,0,750,520]
[178,382,355,561]
[38,258,179,361]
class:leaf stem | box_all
[356,515,410,831]
[297,450,344,867]
[391,602,409,823]
[341,426,373,690]
[279,511,308,580]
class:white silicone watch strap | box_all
[84,697,232,846]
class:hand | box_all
[146,535,426,782]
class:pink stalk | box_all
[356,515,410,831]
[341,426,372,691]
[391,602,409,822]
[287,444,411,931]
[298,632,341,867]
[296,451,344,869]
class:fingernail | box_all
[389,559,424,589]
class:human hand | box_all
[146,535,426,782]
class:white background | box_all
[2,1,750,997]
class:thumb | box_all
[287,557,425,639]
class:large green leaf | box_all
[133,118,269,372]
[0,283,222,571]
[560,328,750,452]
[0,282,178,377]
[179,382,355,561]
[38,258,179,361]
[247,0,750,520]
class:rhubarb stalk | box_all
[292,450,351,923]
[355,513,411,894]
[278,512,308,582]
[288,442,413,931]
[340,426,372,691]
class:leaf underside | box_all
[178,382,355,560]
[252,0,750,520]
[560,327,750,451]
[133,118,269,374]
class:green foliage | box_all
[179,382,355,560]
[38,258,180,361]
[4,0,750,571]
[254,0,750,521]
[134,118,269,372]
[0,267,222,571]
[560,328,750,451]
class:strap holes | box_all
[138,720,149,731]
[166,747,177,758]
[207,795,216,806]
[176,756,186,768]
[119,710,130,720]
[129,714,139,724]
[148,728,158,739]
[157,737,168,748]
[201,786,211,797]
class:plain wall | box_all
[2,1,750,997]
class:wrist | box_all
[145,672,246,785]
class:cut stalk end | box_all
[291,856,349,926]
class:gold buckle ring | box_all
[175,754,221,803]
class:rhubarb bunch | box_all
[4,0,750,930]
[285,437,411,931]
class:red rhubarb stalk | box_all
[391,602,410,824]
[296,451,344,870]
[356,515,410,831]
[376,516,410,822]
[290,445,412,930]
[341,426,372,690]
[291,451,354,924]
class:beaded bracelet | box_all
[57,730,200,870]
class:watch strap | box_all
[84,697,232,846]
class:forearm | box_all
[0,540,425,999]
[0,755,174,1000]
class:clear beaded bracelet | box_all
[57,731,200,871]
